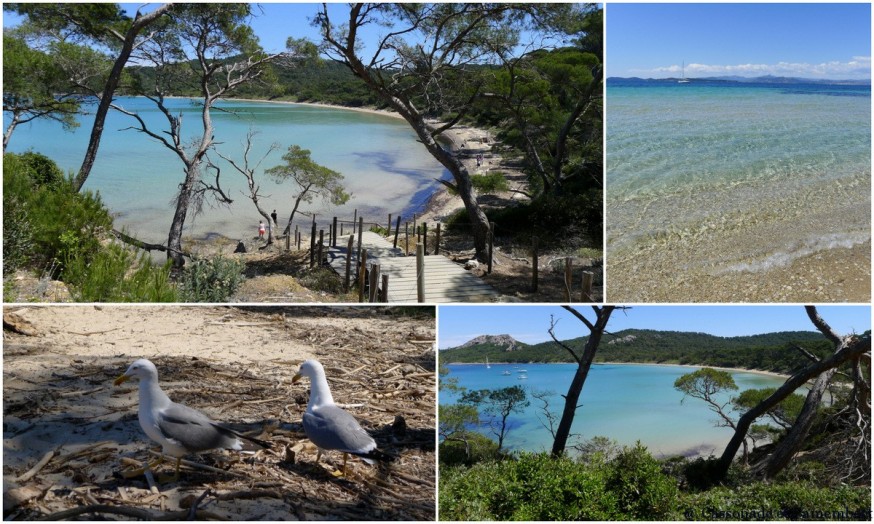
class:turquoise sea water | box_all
[441,362,789,457]
[4,97,448,243]
[606,80,870,276]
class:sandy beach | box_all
[3,305,436,520]
[596,361,791,379]
[442,360,791,379]
[231,97,514,226]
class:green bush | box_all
[3,152,113,277]
[369,224,390,236]
[179,255,245,302]
[576,435,621,465]
[15,151,66,187]
[679,482,871,521]
[440,453,618,521]
[3,194,33,275]
[440,462,508,521]
[503,453,617,521]
[680,456,724,490]
[63,242,177,302]
[443,189,602,247]
[471,171,510,194]
[494,189,603,245]
[440,445,869,521]
[439,431,502,467]
[605,442,679,519]
[444,208,472,233]
[298,266,344,294]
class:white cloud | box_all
[635,56,871,79]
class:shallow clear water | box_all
[5,97,448,243]
[442,362,788,457]
[606,81,870,275]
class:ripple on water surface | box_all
[606,82,871,300]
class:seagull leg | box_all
[121,455,164,479]
[157,458,182,483]
[330,453,348,478]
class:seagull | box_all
[114,358,269,481]
[292,359,389,476]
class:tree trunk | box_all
[74,4,172,192]
[283,194,306,239]
[320,10,492,261]
[762,306,849,478]
[3,112,21,152]
[551,306,615,457]
[714,328,870,481]
[112,229,187,258]
[259,209,274,244]
[551,65,602,193]
[167,168,198,267]
[762,367,836,478]
[439,147,490,260]
[249,192,274,244]
[377,95,491,260]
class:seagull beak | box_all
[114,373,131,386]
[292,372,302,384]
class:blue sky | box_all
[438,306,872,349]
[4,3,565,59]
[607,3,871,80]
[4,4,355,54]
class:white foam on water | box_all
[719,231,870,274]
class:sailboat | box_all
[678,61,690,83]
[485,356,490,369]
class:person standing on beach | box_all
[258,220,266,238]
[271,209,278,226]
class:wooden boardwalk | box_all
[326,232,500,303]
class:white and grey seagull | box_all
[114,358,269,481]
[292,359,389,476]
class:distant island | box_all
[607,75,871,86]
[440,329,833,375]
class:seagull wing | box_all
[156,402,241,453]
[303,405,377,457]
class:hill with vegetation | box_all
[440,329,831,374]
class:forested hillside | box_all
[440,329,833,374]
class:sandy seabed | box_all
[608,240,871,303]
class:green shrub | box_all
[179,255,245,302]
[439,431,502,467]
[440,453,618,521]
[471,171,510,194]
[444,208,472,233]
[443,189,602,247]
[3,194,33,275]
[298,266,344,294]
[440,446,868,521]
[679,481,871,521]
[63,242,177,302]
[3,152,113,276]
[605,442,679,519]
[369,224,390,236]
[504,453,616,521]
[15,151,66,187]
[681,455,724,490]
[576,435,621,465]
[440,462,508,521]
